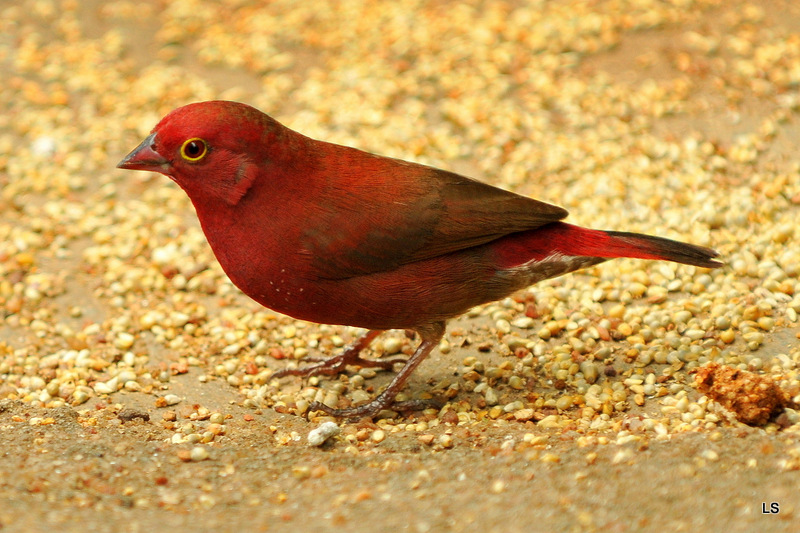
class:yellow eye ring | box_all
[180,138,208,162]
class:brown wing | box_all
[301,148,568,280]
[419,170,568,258]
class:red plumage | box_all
[119,100,721,418]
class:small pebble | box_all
[189,446,209,462]
[163,394,182,406]
[308,422,341,446]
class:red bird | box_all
[118,101,721,418]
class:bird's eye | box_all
[180,138,208,162]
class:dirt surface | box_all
[2,1,800,532]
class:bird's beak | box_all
[117,132,170,173]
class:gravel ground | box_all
[2,0,800,531]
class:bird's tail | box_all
[493,222,722,269]
[551,223,722,268]
[600,229,721,268]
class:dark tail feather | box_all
[491,222,722,269]
[603,230,722,268]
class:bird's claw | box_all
[273,329,405,379]
[273,354,408,379]
[308,397,440,420]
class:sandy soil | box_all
[2,1,800,532]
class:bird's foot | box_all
[308,395,440,420]
[306,324,446,419]
[273,353,408,378]
[278,322,446,420]
[272,329,406,378]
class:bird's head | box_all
[118,100,285,206]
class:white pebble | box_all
[114,332,135,350]
[308,421,341,446]
[31,136,57,157]
[164,394,182,406]
[190,446,210,461]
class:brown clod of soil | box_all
[694,362,796,426]
[118,408,151,423]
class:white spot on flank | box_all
[505,252,598,286]
[515,252,577,271]
[543,251,573,262]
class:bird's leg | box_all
[273,329,407,378]
[310,322,446,419]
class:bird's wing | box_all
[421,170,568,258]
[302,151,568,280]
